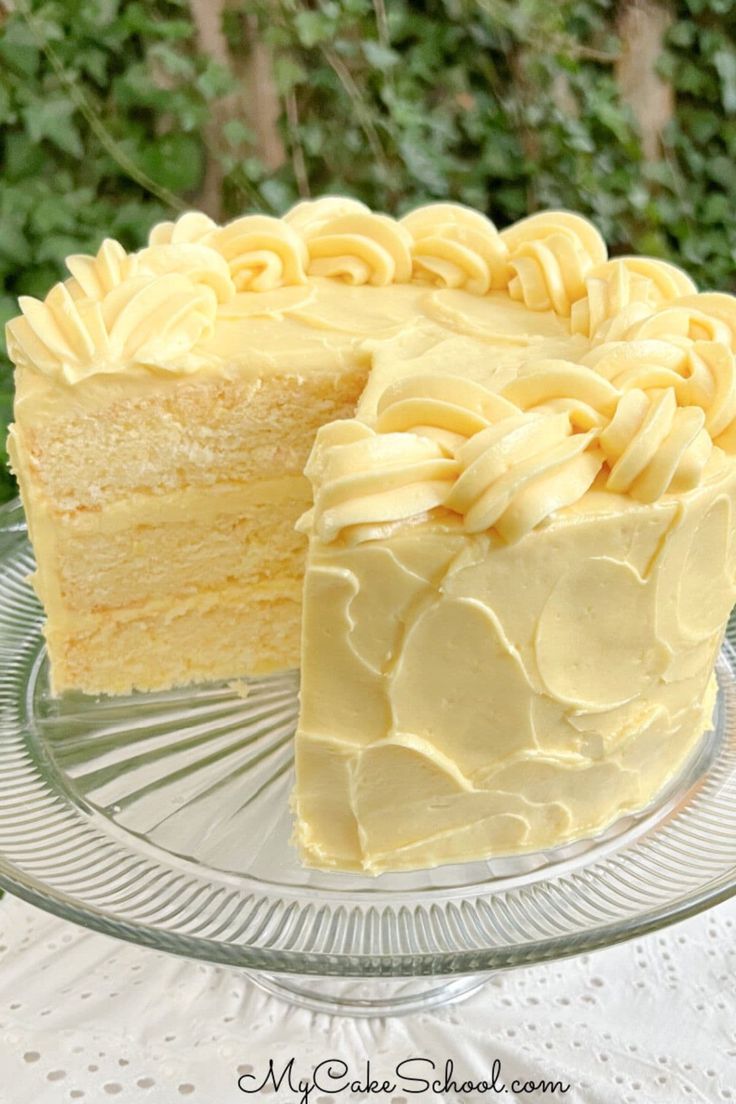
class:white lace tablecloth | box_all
[0,892,734,1104]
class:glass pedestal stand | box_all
[245,974,487,1017]
[2,498,736,1017]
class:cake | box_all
[7,199,736,874]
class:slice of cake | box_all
[6,202,386,693]
[7,199,736,875]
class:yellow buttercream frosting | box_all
[7,198,736,874]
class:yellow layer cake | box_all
[7,198,736,872]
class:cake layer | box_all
[45,577,302,696]
[10,366,366,512]
[24,477,309,617]
[294,438,736,873]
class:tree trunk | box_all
[616,0,674,162]
[189,0,285,219]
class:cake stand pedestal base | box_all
[245,971,489,1016]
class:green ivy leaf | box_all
[0,22,39,77]
[668,21,697,48]
[22,98,84,158]
[273,56,308,93]
[138,133,204,192]
[294,11,335,48]
[76,47,110,85]
[83,0,121,28]
[222,119,254,147]
[713,47,736,112]
[29,195,80,236]
[15,264,64,298]
[0,84,13,125]
[0,224,31,267]
[120,5,192,40]
[702,192,731,222]
[195,60,236,100]
[362,41,400,69]
[149,43,196,81]
[114,62,175,109]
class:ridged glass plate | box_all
[1,497,736,1014]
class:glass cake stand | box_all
[1,497,736,1017]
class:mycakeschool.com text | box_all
[237,1057,571,1101]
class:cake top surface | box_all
[8,196,736,540]
[9,195,721,383]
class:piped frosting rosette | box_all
[6,232,235,383]
[399,203,509,294]
[601,294,736,348]
[570,257,697,341]
[151,210,310,293]
[10,195,736,439]
[207,216,308,291]
[6,271,225,384]
[372,373,600,547]
[286,198,413,286]
[599,387,712,502]
[374,373,518,452]
[148,211,218,246]
[583,292,736,452]
[502,360,620,430]
[300,419,460,544]
[445,413,602,543]
[65,238,138,300]
[500,211,608,315]
[301,370,607,546]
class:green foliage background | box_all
[1,0,736,502]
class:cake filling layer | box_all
[45,579,302,695]
[26,477,308,618]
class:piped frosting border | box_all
[9,196,724,386]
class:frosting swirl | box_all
[585,338,736,448]
[7,272,219,383]
[302,403,603,547]
[101,274,218,364]
[300,211,413,286]
[570,257,696,340]
[375,373,517,452]
[208,215,308,291]
[135,242,235,303]
[66,239,138,300]
[671,293,736,349]
[583,338,688,393]
[7,284,111,380]
[681,340,736,443]
[445,412,602,542]
[400,204,509,294]
[284,196,370,234]
[10,197,736,452]
[148,211,218,246]
[302,420,459,543]
[602,295,736,349]
[500,211,607,315]
[599,387,712,502]
[502,359,620,430]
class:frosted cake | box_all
[7,199,736,872]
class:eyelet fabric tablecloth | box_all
[0,892,733,1104]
